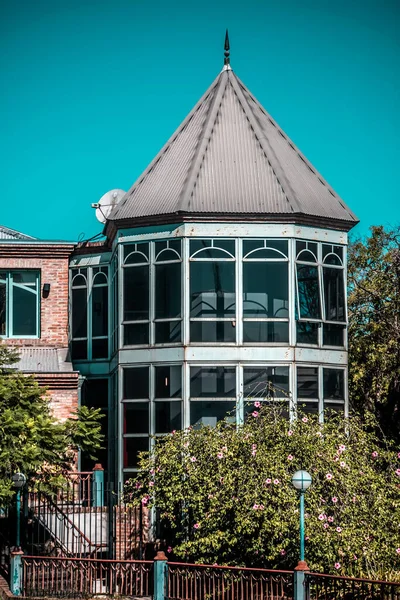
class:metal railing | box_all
[22,555,153,598]
[306,572,400,599]
[166,562,293,600]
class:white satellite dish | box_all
[92,189,126,223]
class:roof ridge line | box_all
[177,71,229,212]
[229,73,302,214]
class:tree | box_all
[348,225,400,440]
[0,343,103,505]
[126,405,400,579]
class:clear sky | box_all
[1,0,399,242]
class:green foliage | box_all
[0,343,103,505]
[126,406,400,578]
[348,225,400,440]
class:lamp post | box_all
[291,470,312,565]
[12,473,26,550]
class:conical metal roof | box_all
[106,66,358,236]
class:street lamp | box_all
[12,473,26,550]
[291,470,312,565]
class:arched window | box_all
[123,243,150,346]
[242,240,289,343]
[154,240,182,344]
[91,267,109,359]
[71,268,88,359]
[322,244,346,346]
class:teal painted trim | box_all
[154,559,167,600]
[10,552,23,596]
[300,492,305,562]
[118,223,183,238]
[92,468,104,507]
[294,570,306,600]
[16,490,21,548]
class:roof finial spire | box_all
[224,29,230,67]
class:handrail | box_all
[168,561,292,574]
[22,555,153,564]
[307,571,400,586]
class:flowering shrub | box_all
[125,406,400,578]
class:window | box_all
[323,368,345,415]
[154,240,182,343]
[123,243,150,346]
[243,366,289,417]
[0,271,40,338]
[190,366,236,427]
[81,378,109,472]
[71,266,109,360]
[243,240,289,343]
[296,366,346,419]
[297,367,320,415]
[190,240,236,343]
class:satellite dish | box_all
[93,189,126,223]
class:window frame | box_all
[0,270,40,339]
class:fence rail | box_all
[306,572,400,599]
[22,555,153,598]
[166,562,293,600]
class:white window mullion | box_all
[149,242,155,346]
[183,360,190,429]
[236,238,242,346]
[183,238,190,347]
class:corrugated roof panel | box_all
[0,225,36,240]
[15,347,73,373]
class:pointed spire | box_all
[224,29,230,67]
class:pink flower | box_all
[288,430,293,436]
[305,536,310,541]
[259,504,264,510]
[336,527,342,533]
[302,416,308,423]
[328,516,334,523]
[193,523,200,529]
[254,401,261,408]
[252,411,259,418]
[190,456,197,462]
[171,430,176,435]
[326,473,333,481]
[335,562,341,570]
[149,481,154,487]
[280,549,286,556]
[398,452,400,459]
[222,446,227,452]
[318,514,326,521]
[135,482,142,489]
[352,496,357,503]
[217,452,224,459]
[323,523,329,529]
[339,444,346,452]
[167,546,173,553]
[141,496,149,505]
[396,469,400,477]
[252,444,257,449]
[273,479,280,485]
[396,548,400,554]
[253,504,259,510]
[287,454,294,461]
[265,478,272,485]
[333,457,339,462]
[332,497,338,504]
[149,468,155,475]
[251,450,257,456]
[340,461,346,467]
[316,431,322,437]
[371,451,378,458]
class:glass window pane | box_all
[92,285,108,337]
[323,369,344,400]
[155,402,182,433]
[244,400,289,420]
[190,262,235,317]
[323,324,345,346]
[155,321,181,344]
[243,262,288,317]
[155,366,182,398]
[296,241,318,256]
[297,367,319,399]
[92,338,108,359]
[296,265,321,319]
[71,339,87,360]
[155,263,181,318]
[190,321,236,343]
[297,250,317,263]
[124,323,149,346]
[324,402,345,415]
[123,266,149,321]
[190,401,236,428]
[323,244,343,262]
[297,322,319,345]
[124,403,149,434]
[13,271,37,285]
[323,267,345,322]
[0,276,6,335]
[243,321,289,343]
[124,243,149,263]
[123,437,149,468]
[243,367,289,399]
[72,288,87,338]
[82,378,108,408]
[297,401,320,415]
[243,240,288,257]
[190,367,236,398]
[12,284,37,335]
[123,367,149,399]
[190,239,235,256]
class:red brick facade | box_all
[0,242,79,421]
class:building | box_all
[1,39,358,488]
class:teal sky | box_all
[1,0,399,242]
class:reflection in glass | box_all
[190,367,236,398]
[243,321,289,343]
[124,403,149,434]
[155,321,181,344]
[244,367,289,399]
[323,324,345,346]
[155,262,181,319]
[323,369,344,400]
[123,437,149,468]
[243,263,288,317]
[155,402,182,433]
[190,262,235,318]
[123,367,149,399]
[323,267,345,321]
[155,366,182,398]
[297,367,319,399]
[190,321,236,343]
[296,265,321,319]
[296,322,319,345]
[190,401,235,428]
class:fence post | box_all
[92,463,104,507]
[294,560,310,600]
[10,549,24,596]
[154,550,168,600]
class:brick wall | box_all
[36,373,79,422]
[0,243,74,347]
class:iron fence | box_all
[22,555,153,598]
[166,562,293,600]
[306,572,400,599]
